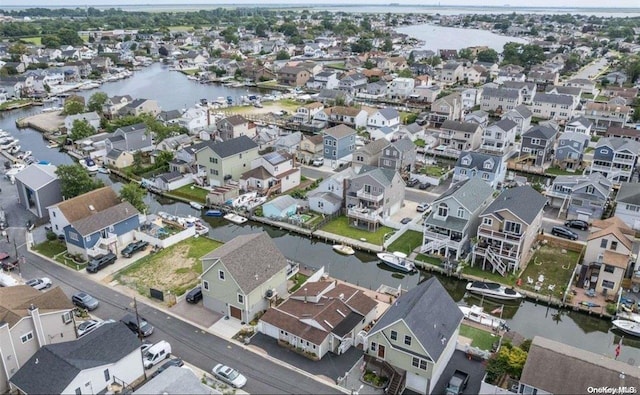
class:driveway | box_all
[430,350,487,395]
[170,298,222,329]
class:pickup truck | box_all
[445,370,469,395]
[121,240,149,258]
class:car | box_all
[419,182,431,190]
[72,292,100,311]
[551,226,579,240]
[212,364,247,389]
[121,240,149,258]
[416,202,431,213]
[186,286,203,304]
[311,157,324,167]
[151,358,185,378]
[86,252,117,273]
[77,319,101,337]
[121,313,154,337]
[406,178,419,188]
[400,217,412,225]
[26,277,52,290]
[564,219,589,231]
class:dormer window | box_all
[600,149,609,154]
[461,157,470,166]
[483,160,493,170]
[437,203,449,218]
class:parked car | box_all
[551,226,578,240]
[86,252,117,273]
[121,313,154,337]
[406,178,419,188]
[445,370,469,395]
[186,286,203,304]
[143,341,172,369]
[77,319,100,337]
[400,217,412,225]
[419,182,431,190]
[564,219,589,231]
[212,364,247,389]
[151,358,185,378]
[72,292,100,311]
[26,277,52,290]
[311,157,324,167]
[416,202,432,213]
[121,240,149,258]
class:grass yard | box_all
[387,230,423,255]
[459,323,500,351]
[33,240,67,257]
[545,166,578,176]
[20,36,42,45]
[114,236,221,298]
[166,184,209,204]
[320,216,393,246]
[420,165,449,177]
[326,62,347,70]
[415,253,443,266]
[520,244,580,299]
[289,273,309,293]
[169,25,202,32]
[179,69,200,76]
[0,99,32,110]
[462,264,519,286]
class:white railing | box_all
[338,337,353,355]
[347,207,382,222]
[356,189,383,202]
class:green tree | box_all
[41,35,61,48]
[477,49,498,63]
[70,119,95,141]
[398,68,413,78]
[155,151,174,170]
[8,43,27,62]
[119,182,148,213]
[351,38,372,54]
[57,28,84,46]
[87,92,108,113]
[56,164,104,199]
[275,50,290,60]
[63,100,85,116]
[381,38,393,52]
[458,48,474,60]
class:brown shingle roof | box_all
[0,286,73,328]
[324,124,357,139]
[602,250,630,269]
[52,187,120,223]
[587,222,633,251]
[591,216,635,236]
[260,308,328,345]
[330,106,362,117]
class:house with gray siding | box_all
[438,120,482,153]
[480,118,517,155]
[323,124,356,162]
[200,233,289,323]
[452,151,506,189]
[546,173,612,221]
[555,132,590,171]
[589,137,640,183]
[378,138,416,173]
[479,86,523,113]
[530,93,575,121]
[14,163,61,220]
[352,138,390,173]
[564,116,593,136]
[105,122,152,153]
[614,183,640,230]
[520,125,558,167]
[501,104,532,136]
[501,80,537,104]
[195,136,260,187]
[308,167,356,215]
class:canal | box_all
[0,62,637,365]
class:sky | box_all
[6,0,640,8]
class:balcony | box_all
[348,207,382,222]
[477,226,524,243]
[474,243,519,260]
[423,229,461,251]
[357,189,384,202]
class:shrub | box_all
[46,231,57,241]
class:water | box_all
[396,24,528,52]
[2,62,638,364]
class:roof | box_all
[158,171,183,183]
[520,336,640,394]
[263,150,292,165]
[357,138,389,156]
[50,186,120,223]
[264,195,298,212]
[0,285,73,328]
[10,322,140,395]
[377,107,400,120]
[222,114,247,126]
[70,201,139,237]
[481,185,547,225]
[523,125,558,140]
[201,232,288,294]
[602,250,630,269]
[533,92,574,106]
[587,219,633,251]
[617,182,640,206]
[115,122,146,134]
[441,120,480,134]
[596,137,640,153]
[508,104,532,119]
[558,132,590,145]
[14,163,58,191]
[552,172,612,197]
[435,177,493,212]
[134,366,215,394]
[368,278,463,361]
[390,137,415,153]
[106,148,124,160]
[356,166,396,187]
[489,118,517,132]
[324,124,357,139]
[455,151,503,174]
[211,136,258,158]
[481,87,521,99]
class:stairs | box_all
[383,361,406,395]
[485,248,507,276]
[421,238,447,254]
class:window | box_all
[104,369,110,381]
[626,204,640,212]
[602,280,615,289]
[218,270,225,281]
[21,332,33,344]
[482,173,490,180]
[504,221,521,235]
[62,311,72,324]
[600,239,608,248]
[370,342,377,352]
[317,201,324,208]
[437,204,448,218]
[404,335,412,346]
[604,265,615,274]
[238,294,244,304]
[457,208,464,218]
[203,280,209,291]
[600,149,609,155]
[69,232,78,242]
[611,241,618,250]
[459,169,467,175]
[531,138,541,145]
[411,357,428,370]
[483,218,493,226]
[390,330,397,341]
[75,388,81,395]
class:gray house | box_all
[308,167,356,215]
[452,151,506,189]
[14,163,61,220]
[520,125,558,167]
[590,137,640,183]
[105,122,152,153]
[352,138,390,173]
[323,124,356,162]
[501,104,532,136]
[546,173,612,221]
[555,132,590,171]
[421,177,494,260]
[378,137,416,173]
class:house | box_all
[308,168,356,215]
[530,93,575,121]
[47,186,120,237]
[480,118,517,155]
[364,278,463,395]
[102,95,133,119]
[104,149,134,169]
[14,163,61,219]
[352,138,390,173]
[614,183,640,230]
[461,87,482,109]
[105,123,152,153]
[421,177,494,260]
[323,124,356,162]
[297,134,324,165]
[338,72,367,94]
[479,86,522,113]
[240,150,301,194]
[327,106,368,129]
[583,102,632,134]
[274,132,302,154]
[500,104,532,137]
[501,81,537,104]
[154,171,192,192]
[473,186,547,276]
[134,366,216,395]
[429,92,462,126]
[262,195,298,219]
[463,66,486,85]
[452,151,506,189]
[345,167,405,231]
[10,322,143,395]
[359,80,388,100]
[439,62,463,85]
[292,102,324,124]
[564,116,593,136]
[395,123,425,142]
[545,85,583,108]
[195,136,260,187]
[589,137,640,183]
[564,78,597,95]
[0,286,75,394]
[408,85,441,104]
[605,126,640,142]
[306,71,340,90]
[378,138,416,174]
[580,217,635,297]
[554,132,590,171]
[118,98,161,118]
[259,279,378,360]
[277,66,310,87]
[316,89,353,106]
[520,125,558,167]
[217,114,256,141]
[200,232,289,322]
[64,111,101,133]
[464,110,489,128]
[367,107,401,136]
[546,173,612,221]
[386,77,415,99]
[438,120,482,153]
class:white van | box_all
[143,340,171,369]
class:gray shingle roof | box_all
[115,122,146,134]
[455,151,503,174]
[391,137,415,153]
[377,107,400,120]
[71,201,139,236]
[533,92,573,106]
[490,118,517,132]
[357,166,396,187]
[134,366,214,394]
[10,322,140,395]
[616,182,640,206]
[597,137,640,153]
[106,148,123,160]
[368,278,463,361]
[201,232,288,294]
[324,124,357,139]
[523,125,558,140]
[14,163,58,191]
[558,132,589,145]
[158,171,183,183]
[211,136,258,158]
[441,120,480,134]
[510,104,532,119]
[481,185,546,225]
[356,138,389,155]
[436,177,494,212]
[481,87,521,99]
[566,115,592,128]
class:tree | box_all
[87,92,108,113]
[63,100,85,116]
[41,34,61,48]
[398,69,413,78]
[55,164,104,200]
[381,38,393,52]
[119,182,148,214]
[155,151,174,170]
[57,28,84,46]
[458,48,474,60]
[477,49,498,63]
[70,120,95,141]
[8,43,27,62]
[158,46,168,57]
[275,50,290,60]
[351,38,372,54]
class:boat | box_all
[617,311,640,324]
[245,196,267,210]
[46,142,60,149]
[189,201,204,210]
[459,305,507,330]
[333,244,355,255]
[580,301,601,308]
[7,145,20,155]
[232,192,257,208]
[612,319,640,337]
[16,151,31,160]
[4,163,26,178]
[376,251,416,273]
[0,131,9,138]
[0,139,18,150]
[465,281,523,300]
[80,157,99,173]
[224,213,248,224]
[194,221,209,236]
[205,209,224,217]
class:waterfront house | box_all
[104,149,134,169]
[583,102,631,135]
[352,138,390,173]
[258,279,377,360]
[501,81,537,104]
[153,171,193,192]
[421,177,494,260]
[117,98,161,118]
[564,116,593,136]
[102,95,133,119]
[217,114,257,141]
[240,150,301,194]
[395,123,425,142]
[554,132,590,171]
[530,93,575,121]
[452,151,506,189]
[47,186,120,237]
[378,138,416,174]
[367,107,401,136]
[472,186,547,276]
[386,77,415,99]
[589,137,640,183]
[315,89,353,106]
[479,86,523,113]
[564,78,597,96]
[438,120,482,153]
[500,104,532,137]
[461,88,482,109]
[327,106,368,129]
[520,125,558,167]
[64,111,101,133]
[262,195,298,219]
[105,122,152,153]
[338,72,367,95]
[277,66,310,87]
[10,322,143,395]
[306,70,340,91]
[364,278,463,395]
[545,173,612,221]
[195,136,259,187]
[200,232,289,323]
[480,118,517,155]
[464,110,489,128]
[292,102,324,124]
[359,80,388,100]
[439,62,463,86]
[0,286,75,394]
[297,134,324,165]
[409,85,441,104]
[345,167,404,231]
[274,132,302,154]
[323,124,356,163]
[429,92,462,127]
[14,163,61,220]
[614,183,640,230]
[308,168,356,215]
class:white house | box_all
[386,77,415,100]
[367,107,401,135]
[64,111,101,133]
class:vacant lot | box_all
[520,244,580,298]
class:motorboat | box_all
[0,131,9,138]
[194,221,209,236]
[617,311,640,324]
[0,139,18,150]
[377,251,416,273]
[245,196,267,211]
[4,163,26,178]
[7,145,20,155]
[205,209,223,217]
[333,244,355,255]
[189,201,204,210]
[612,319,640,337]
[459,305,507,330]
[232,192,257,209]
[80,157,99,173]
[465,281,523,301]
[224,213,248,224]
[46,142,60,149]
[16,151,31,160]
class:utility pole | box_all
[133,297,148,380]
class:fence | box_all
[134,225,196,249]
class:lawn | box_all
[387,230,423,255]
[519,244,580,299]
[179,69,199,76]
[20,36,42,45]
[459,323,500,351]
[0,99,31,110]
[415,253,443,266]
[420,165,449,177]
[166,184,209,204]
[462,264,519,287]
[320,216,394,246]
[32,240,67,257]
[326,62,347,70]
[114,236,222,298]
[545,166,578,176]
[169,25,202,32]
[289,273,309,293]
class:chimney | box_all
[304,288,308,304]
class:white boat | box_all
[195,221,209,235]
[97,167,110,174]
[0,131,9,138]
[617,311,640,324]
[80,157,99,173]
[16,150,31,160]
[46,142,60,149]
[4,163,26,178]
[465,281,523,301]
[459,305,506,330]
[245,196,267,210]
[612,319,640,337]
[0,139,17,150]
[224,213,248,224]
[189,201,204,210]
[232,192,257,208]
[333,244,355,255]
[376,251,416,273]
[7,145,20,155]
[42,106,62,113]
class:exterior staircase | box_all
[421,238,447,254]
[383,361,406,395]
[485,247,507,276]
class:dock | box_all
[16,111,64,133]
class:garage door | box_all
[405,372,428,394]
[577,213,590,222]
[229,306,242,320]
